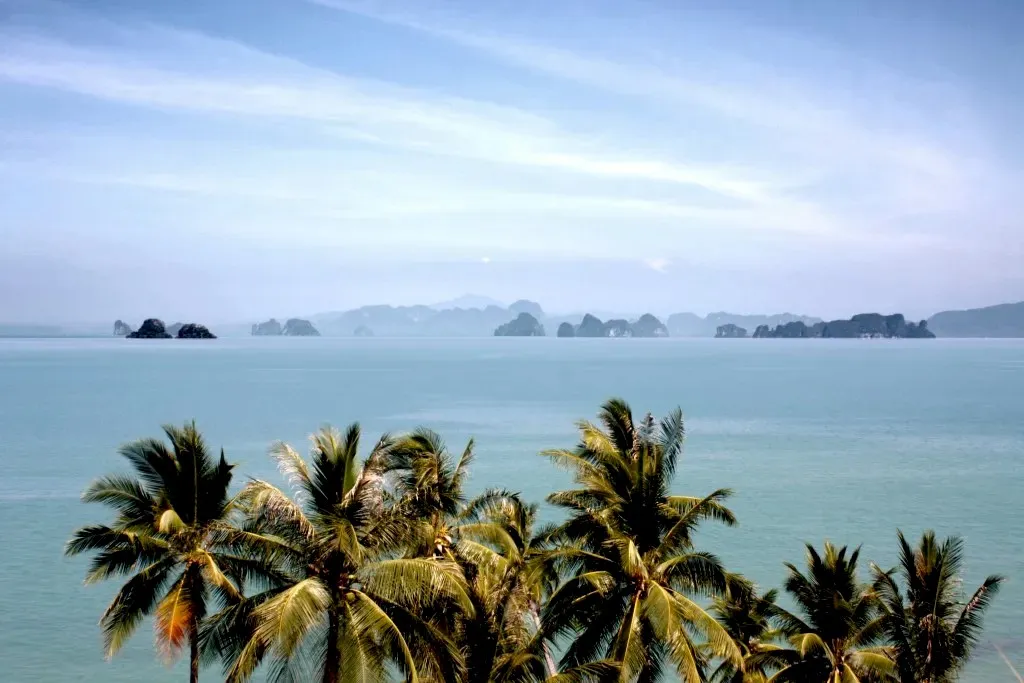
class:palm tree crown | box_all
[540,398,741,683]
[207,424,471,683]
[710,584,789,683]
[65,422,241,683]
[770,542,893,683]
[872,530,1003,683]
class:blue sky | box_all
[1,0,1022,322]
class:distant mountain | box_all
[928,301,1024,338]
[430,294,505,311]
[667,312,821,337]
[311,301,544,337]
[494,312,545,336]
[752,313,933,339]
[558,313,668,339]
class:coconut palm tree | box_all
[768,542,894,683]
[388,428,475,561]
[709,583,791,683]
[454,491,557,683]
[386,430,548,682]
[872,531,1003,683]
[539,398,742,683]
[65,422,248,683]
[204,424,472,683]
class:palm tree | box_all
[388,428,475,561]
[872,531,1003,683]
[539,398,742,683]
[205,424,472,683]
[454,491,557,683]
[65,422,246,683]
[386,430,552,682]
[709,582,790,683]
[769,542,894,683]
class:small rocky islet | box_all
[251,318,321,336]
[119,319,217,339]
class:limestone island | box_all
[113,320,132,336]
[752,313,934,339]
[494,313,545,336]
[176,323,216,339]
[124,318,215,339]
[715,324,748,338]
[251,318,321,336]
[126,319,172,339]
[559,313,669,338]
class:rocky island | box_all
[559,313,670,338]
[176,323,216,339]
[284,318,320,336]
[715,324,748,338]
[251,319,283,336]
[493,313,545,336]
[753,313,934,339]
[631,314,670,338]
[353,325,374,337]
[575,314,606,337]
[250,318,321,336]
[126,319,173,339]
[113,320,132,336]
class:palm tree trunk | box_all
[528,602,556,678]
[189,630,200,683]
[324,607,341,683]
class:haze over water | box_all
[0,337,1021,682]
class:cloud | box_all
[644,258,670,273]
[0,27,805,209]
[0,1,1013,268]
[310,0,986,217]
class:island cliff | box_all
[176,323,216,339]
[715,324,748,338]
[561,313,669,338]
[494,313,545,336]
[283,318,320,336]
[252,319,283,336]
[127,319,172,339]
[631,314,669,338]
[753,314,934,339]
[251,318,320,336]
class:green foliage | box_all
[539,398,741,683]
[872,531,1004,683]
[766,542,895,683]
[65,422,243,683]
[204,425,470,683]
[68,403,1003,683]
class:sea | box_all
[0,337,1021,682]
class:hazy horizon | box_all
[2,0,1023,324]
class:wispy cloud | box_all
[0,27,804,208]
[311,0,985,215]
[0,0,1013,266]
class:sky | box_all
[1,0,1022,322]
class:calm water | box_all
[1,337,1022,682]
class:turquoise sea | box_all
[1,337,1021,682]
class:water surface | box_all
[1,337,1021,681]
